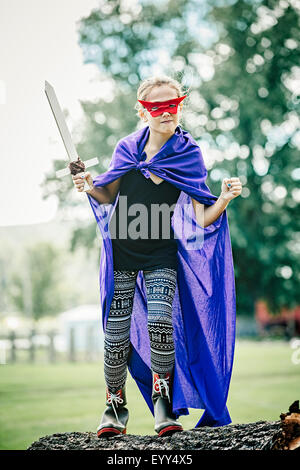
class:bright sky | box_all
[0,0,102,226]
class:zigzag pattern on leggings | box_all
[145,268,177,374]
[104,268,177,393]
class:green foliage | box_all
[201,0,300,315]
[42,0,300,315]
[8,242,65,322]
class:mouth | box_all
[161,119,173,123]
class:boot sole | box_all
[97,427,126,438]
[158,425,183,437]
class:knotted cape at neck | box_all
[86,125,236,427]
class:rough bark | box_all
[27,401,300,451]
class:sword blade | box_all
[44,80,78,162]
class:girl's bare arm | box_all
[191,177,242,228]
[72,172,121,204]
[86,176,121,204]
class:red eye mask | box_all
[137,95,187,117]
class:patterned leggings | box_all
[104,267,177,393]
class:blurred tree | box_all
[8,243,66,323]
[201,0,300,315]
[42,0,300,316]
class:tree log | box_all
[27,401,300,451]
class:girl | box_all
[72,76,241,437]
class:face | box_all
[139,85,183,135]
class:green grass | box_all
[0,340,299,450]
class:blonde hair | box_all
[134,75,185,120]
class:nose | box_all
[161,112,171,119]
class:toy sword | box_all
[44,80,98,191]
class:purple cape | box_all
[86,125,236,427]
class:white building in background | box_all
[58,304,104,353]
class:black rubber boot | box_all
[97,386,129,438]
[152,371,183,437]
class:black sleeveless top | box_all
[109,152,181,271]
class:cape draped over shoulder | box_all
[86,125,236,427]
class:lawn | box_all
[0,339,299,450]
